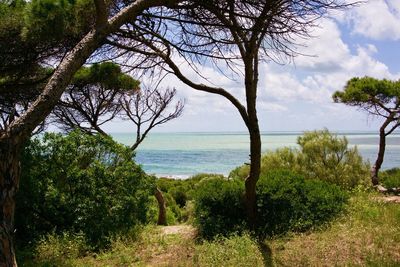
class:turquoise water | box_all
[112,132,400,178]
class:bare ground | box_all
[144,225,197,267]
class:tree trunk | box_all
[371,126,387,186]
[154,187,167,226]
[0,139,22,267]
[371,116,395,186]
[245,125,261,228]
[244,52,261,228]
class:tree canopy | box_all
[333,76,400,185]
[333,77,400,134]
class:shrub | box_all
[256,170,348,236]
[193,177,246,239]
[230,129,370,189]
[17,130,154,249]
[297,129,369,188]
[380,168,400,188]
[155,173,222,223]
[195,171,347,238]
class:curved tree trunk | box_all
[0,140,21,267]
[370,129,385,186]
[371,117,393,186]
[154,187,167,226]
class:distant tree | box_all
[333,77,400,186]
[52,62,140,135]
[52,62,184,151]
[120,87,184,151]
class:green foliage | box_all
[0,0,92,110]
[17,130,154,249]
[22,0,94,41]
[333,77,400,106]
[72,62,140,91]
[256,170,348,236]
[380,168,400,188]
[193,177,246,239]
[333,77,400,138]
[195,170,347,239]
[297,129,369,188]
[230,129,369,189]
[155,173,222,223]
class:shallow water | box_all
[112,132,400,178]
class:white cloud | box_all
[293,19,350,72]
[342,0,400,40]
[256,17,399,109]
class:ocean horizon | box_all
[111,131,400,178]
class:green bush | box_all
[230,129,370,189]
[193,177,246,239]
[297,129,369,188]
[380,168,400,188]
[17,130,154,249]
[194,171,347,239]
[256,170,348,236]
[155,173,223,223]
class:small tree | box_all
[333,77,400,186]
[52,62,140,135]
[120,86,184,151]
[53,62,183,226]
[53,62,184,151]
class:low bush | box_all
[256,170,348,236]
[17,130,154,249]
[380,168,400,188]
[156,173,223,223]
[230,129,370,189]
[194,171,348,239]
[193,177,246,239]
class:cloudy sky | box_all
[105,0,400,133]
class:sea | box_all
[112,132,400,178]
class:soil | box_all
[146,225,196,267]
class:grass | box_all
[194,234,264,267]
[267,191,400,266]
[19,192,400,266]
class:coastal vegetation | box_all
[17,178,400,266]
[0,0,399,266]
[230,129,370,189]
[14,129,400,266]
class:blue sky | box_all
[104,0,400,133]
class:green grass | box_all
[19,192,400,266]
[194,234,264,267]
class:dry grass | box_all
[72,225,196,267]
[267,192,400,266]
[20,192,400,267]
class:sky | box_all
[104,0,400,133]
